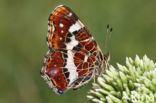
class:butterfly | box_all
[40,5,109,95]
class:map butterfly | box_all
[40,5,109,95]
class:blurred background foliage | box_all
[0,0,156,103]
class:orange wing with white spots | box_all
[40,5,108,95]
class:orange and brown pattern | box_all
[41,5,108,95]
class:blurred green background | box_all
[0,0,156,103]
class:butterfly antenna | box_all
[104,24,113,51]
[104,24,112,66]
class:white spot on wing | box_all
[60,37,63,40]
[59,23,64,28]
[48,26,51,31]
[52,25,55,32]
[48,22,55,32]
[61,30,64,33]
[65,50,78,85]
[56,5,64,8]
[84,55,88,62]
[65,35,79,85]
[66,35,78,50]
[69,20,84,33]
[67,13,72,17]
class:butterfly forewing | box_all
[41,5,107,95]
[47,5,79,49]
